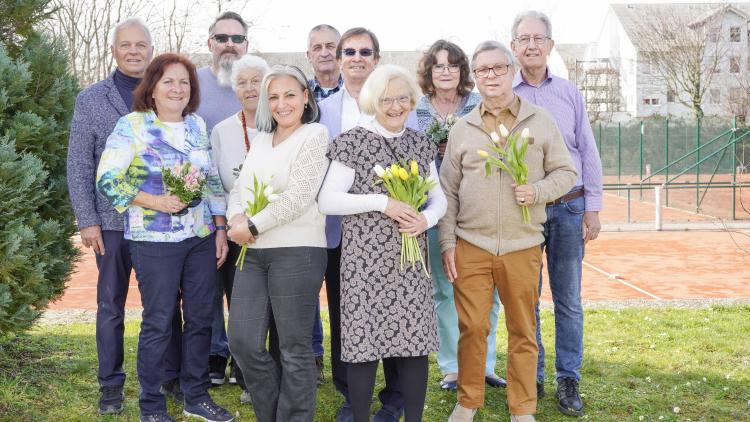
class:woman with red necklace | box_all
[209,54,270,398]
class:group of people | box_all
[66,9,602,422]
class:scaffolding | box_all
[575,59,622,121]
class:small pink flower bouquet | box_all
[162,162,206,215]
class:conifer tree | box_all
[0,0,80,334]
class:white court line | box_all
[582,261,663,301]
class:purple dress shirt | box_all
[513,69,603,212]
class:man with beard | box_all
[198,11,248,133]
[197,11,249,388]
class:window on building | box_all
[730,27,741,42]
[642,98,651,105]
[730,87,743,103]
[730,56,741,73]
[651,98,660,105]
[709,88,721,104]
[709,27,721,42]
[667,90,676,103]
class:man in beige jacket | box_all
[440,40,577,422]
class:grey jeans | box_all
[228,246,327,422]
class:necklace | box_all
[240,111,251,152]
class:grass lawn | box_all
[1,306,749,421]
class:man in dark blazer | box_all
[66,18,181,415]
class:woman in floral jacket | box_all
[96,53,233,422]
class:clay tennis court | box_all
[50,192,750,311]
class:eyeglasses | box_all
[379,95,411,107]
[432,64,461,74]
[473,64,511,78]
[515,35,550,46]
[342,48,374,57]
[212,34,247,44]
[237,78,262,87]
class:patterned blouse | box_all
[415,91,482,133]
[96,110,226,242]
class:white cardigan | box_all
[226,123,330,249]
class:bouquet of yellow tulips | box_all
[373,160,436,276]
[478,124,532,224]
[235,174,280,271]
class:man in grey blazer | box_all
[66,18,181,416]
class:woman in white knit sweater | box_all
[225,64,329,422]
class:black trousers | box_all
[348,356,429,422]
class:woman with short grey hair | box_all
[318,64,446,422]
[208,53,270,395]
[225,64,329,422]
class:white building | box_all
[587,3,750,119]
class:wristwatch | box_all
[247,218,259,236]
[215,225,227,231]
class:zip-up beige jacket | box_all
[438,97,578,256]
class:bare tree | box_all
[727,74,750,128]
[630,6,728,119]
[152,0,254,54]
[43,0,255,87]
[44,0,151,86]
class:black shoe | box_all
[485,374,507,388]
[184,397,234,421]
[228,358,239,385]
[140,413,176,422]
[160,378,184,403]
[208,355,227,386]
[98,385,124,415]
[556,377,584,416]
[537,380,546,399]
[315,355,325,385]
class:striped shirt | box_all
[513,69,603,212]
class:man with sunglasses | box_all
[510,11,603,418]
[196,11,249,390]
[198,11,248,134]
[318,27,416,422]
[441,40,576,422]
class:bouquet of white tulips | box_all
[373,160,436,276]
[235,174,280,271]
[477,124,532,224]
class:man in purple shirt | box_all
[511,10,603,418]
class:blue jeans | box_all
[312,301,324,357]
[131,235,216,414]
[536,193,585,382]
[210,242,241,358]
[428,227,500,377]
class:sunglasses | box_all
[212,34,247,44]
[342,48,374,57]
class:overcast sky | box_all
[237,0,734,52]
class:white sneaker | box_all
[510,415,536,422]
[448,403,477,422]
